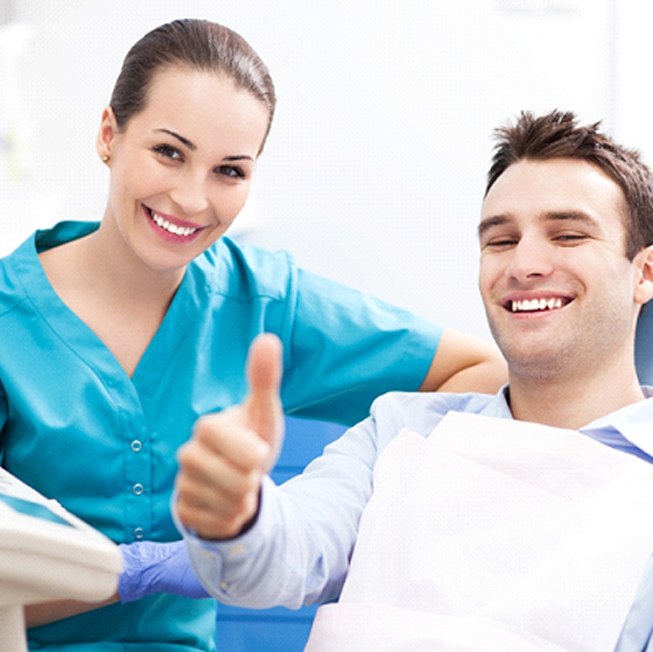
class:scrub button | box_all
[130,439,143,452]
[132,483,145,495]
[133,527,144,540]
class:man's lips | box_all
[503,296,573,313]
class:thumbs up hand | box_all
[175,334,284,540]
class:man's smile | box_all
[507,296,572,313]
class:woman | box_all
[2,18,505,651]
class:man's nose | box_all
[506,238,554,282]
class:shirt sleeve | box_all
[178,392,457,609]
[181,412,380,609]
[280,268,442,425]
[614,554,653,651]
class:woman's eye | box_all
[152,144,184,161]
[217,165,245,179]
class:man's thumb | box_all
[246,333,283,455]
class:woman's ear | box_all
[634,245,653,306]
[96,106,118,163]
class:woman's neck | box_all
[81,219,186,304]
[38,218,186,377]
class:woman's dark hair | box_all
[486,110,653,259]
[110,19,276,150]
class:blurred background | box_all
[2,0,644,341]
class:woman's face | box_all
[97,65,270,273]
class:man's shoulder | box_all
[369,390,499,437]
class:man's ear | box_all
[634,245,653,306]
[96,106,118,162]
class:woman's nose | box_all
[169,173,210,216]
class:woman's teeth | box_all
[149,210,198,236]
[511,297,563,312]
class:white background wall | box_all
[0,0,641,340]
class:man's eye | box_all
[484,238,517,248]
[217,165,245,179]
[555,233,588,243]
[152,144,183,161]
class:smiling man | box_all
[479,155,651,428]
[174,111,653,651]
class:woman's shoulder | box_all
[0,221,99,318]
[195,236,298,299]
[0,237,35,316]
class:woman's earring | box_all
[101,154,110,163]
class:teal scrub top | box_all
[0,221,441,651]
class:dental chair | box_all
[636,302,653,385]
[0,468,122,652]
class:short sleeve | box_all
[280,269,442,425]
[0,386,8,467]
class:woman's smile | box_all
[143,205,205,243]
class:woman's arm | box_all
[25,594,118,629]
[24,538,210,628]
[419,328,507,393]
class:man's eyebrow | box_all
[541,210,600,227]
[478,215,511,238]
[156,128,196,150]
[478,210,600,238]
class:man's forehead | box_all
[479,158,626,232]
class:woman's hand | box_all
[118,539,210,602]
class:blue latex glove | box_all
[118,539,211,603]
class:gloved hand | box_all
[118,539,211,603]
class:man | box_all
[174,111,653,650]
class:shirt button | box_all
[130,440,143,452]
[228,543,246,557]
[132,483,144,495]
[133,527,144,540]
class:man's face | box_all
[479,157,646,382]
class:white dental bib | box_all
[306,411,653,651]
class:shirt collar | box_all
[483,385,653,460]
[583,386,653,458]
[478,385,513,419]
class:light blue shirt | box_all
[0,221,441,651]
[185,387,653,651]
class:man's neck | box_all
[507,368,645,430]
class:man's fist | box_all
[175,334,284,539]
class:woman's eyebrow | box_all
[154,130,254,162]
[155,128,196,150]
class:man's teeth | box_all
[511,298,563,312]
[150,210,198,236]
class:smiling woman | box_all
[0,17,507,652]
[91,65,270,283]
